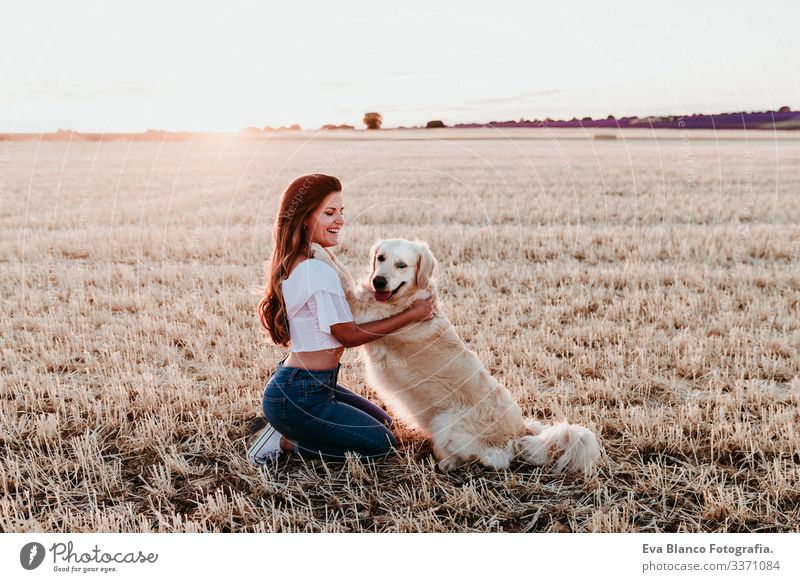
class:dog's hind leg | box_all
[479,441,514,470]
[524,419,544,436]
[514,422,600,473]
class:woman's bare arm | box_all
[330,296,436,348]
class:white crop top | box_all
[282,258,354,352]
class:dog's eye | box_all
[377,255,385,262]
[396,263,407,269]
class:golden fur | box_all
[311,240,601,473]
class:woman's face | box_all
[304,190,344,248]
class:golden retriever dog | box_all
[310,240,600,473]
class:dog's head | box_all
[368,239,437,303]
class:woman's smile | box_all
[323,224,342,244]
[306,190,345,247]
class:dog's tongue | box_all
[374,290,392,302]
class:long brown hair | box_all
[258,174,343,346]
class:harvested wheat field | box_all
[1,128,798,532]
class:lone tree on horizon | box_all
[363,112,383,129]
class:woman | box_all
[248,174,436,466]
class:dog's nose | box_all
[373,276,387,290]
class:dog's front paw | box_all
[437,455,463,472]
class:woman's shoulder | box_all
[287,258,337,279]
[282,259,344,316]
[283,258,341,292]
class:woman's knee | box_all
[343,422,396,458]
[334,385,393,423]
[369,427,397,456]
[297,427,396,460]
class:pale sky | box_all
[1,0,798,132]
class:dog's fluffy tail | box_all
[514,420,600,474]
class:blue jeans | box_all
[262,357,398,461]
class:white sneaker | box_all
[247,423,283,467]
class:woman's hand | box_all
[405,295,437,322]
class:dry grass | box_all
[1,129,798,532]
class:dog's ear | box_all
[368,240,384,279]
[414,241,437,289]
